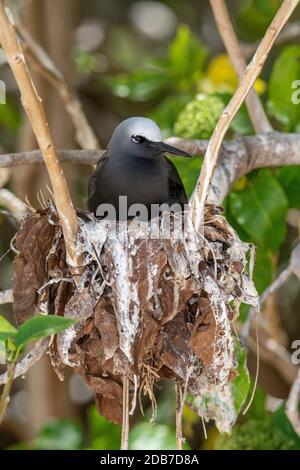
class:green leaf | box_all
[105,25,207,102]
[218,93,254,136]
[231,338,250,414]
[225,205,250,243]
[276,166,300,208]
[231,103,255,135]
[129,422,177,450]
[226,209,275,294]
[253,0,282,17]
[245,383,268,420]
[216,416,299,450]
[237,0,277,40]
[168,24,207,90]
[105,67,171,102]
[228,170,288,251]
[87,406,121,450]
[171,156,203,198]
[0,315,17,335]
[74,47,99,75]
[253,248,274,294]
[267,45,300,130]
[14,315,76,348]
[32,419,82,450]
[0,99,21,133]
[149,94,192,137]
[0,332,14,343]
[271,403,300,449]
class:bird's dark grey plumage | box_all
[88,117,190,220]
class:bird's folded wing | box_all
[88,151,108,211]
[165,157,188,206]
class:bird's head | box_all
[108,117,191,160]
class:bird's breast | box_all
[95,158,169,208]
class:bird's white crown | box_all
[116,117,162,143]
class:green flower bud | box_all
[216,418,297,450]
[174,94,224,139]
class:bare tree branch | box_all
[209,0,272,134]
[121,376,130,450]
[167,132,300,204]
[241,243,300,342]
[0,1,79,267]
[0,148,103,168]
[0,188,28,217]
[189,0,299,230]
[242,21,300,59]
[236,322,297,386]
[0,168,10,188]
[1,132,300,205]
[241,267,292,342]
[0,361,16,425]
[0,338,50,385]
[14,17,100,150]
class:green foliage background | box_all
[1,0,300,451]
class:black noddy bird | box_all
[88,117,191,220]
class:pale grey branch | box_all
[0,132,300,205]
[0,289,13,305]
[167,132,300,203]
[0,338,50,385]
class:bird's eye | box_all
[131,135,146,144]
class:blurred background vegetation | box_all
[1,0,300,450]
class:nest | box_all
[12,203,258,432]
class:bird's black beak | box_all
[149,141,192,158]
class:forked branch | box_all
[190,0,299,230]
[0,1,79,267]
[209,0,272,134]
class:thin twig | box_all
[0,338,50,385]
[242,21,300,59]
[260,268,293,306]
[243,314,260,415]
[236,321,297,386]
[129,374,138,415]
[14,17,99,150]
[241,266,292,341]
[242,242,300,342]
[0,361,16,426]
[190,0,299,230]
[0,1,79,267]
[209,0,272,134]
[0,148,103,167]
[176,382,183,450]
[0,188,28,217]
[121,376,130,450]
